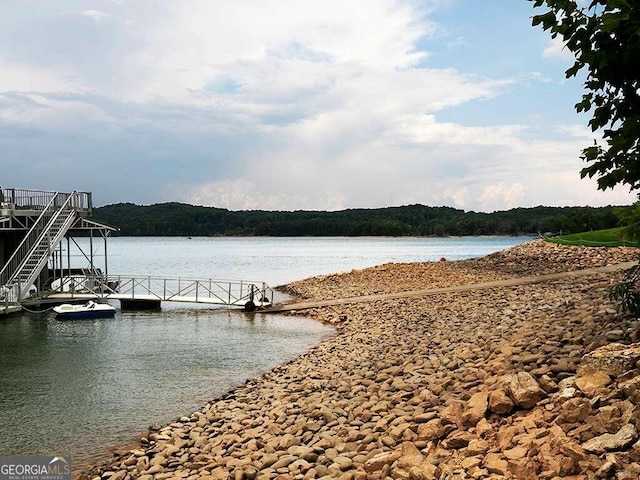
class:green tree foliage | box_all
[530,0,640,191]
[615,200,640,240]
[531,1,640,317]
[609,262,640,317]
[92,202,624,237]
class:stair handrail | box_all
[0,191,73,286]
[15,202,79,300]
[14,192,80,280]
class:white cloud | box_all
[542,37,574,61]
[446,36,466,48]
[0,1,636,212]
[554,123,596,139]
[81,10,112,22]
[186,179,349,211]
[112,0,437,103]
[181,112,634,212]
[391,114,525,146]
[443,187,470,209]
[188,180,264,210]
[479,183,527,211]
[0,57,79,93]
[521,71,552,84]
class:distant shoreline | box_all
[92,202,623,237]
[105,233,538,238]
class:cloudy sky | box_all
[0,1,635,211]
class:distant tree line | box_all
[91,202,629,237]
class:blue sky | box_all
[0,0,635,211]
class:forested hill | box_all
[92,202,626,237]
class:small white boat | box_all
[53,301,116,319]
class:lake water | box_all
[103,236,532,287]
[0,236,532,466]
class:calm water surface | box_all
[0,236,532,465]
[104,236,532,286]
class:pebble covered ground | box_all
[83,240,640,480]
[280,240,638,302]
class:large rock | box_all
[210,467,230,480]
[503,372,546,409]
[582,424,638,453]
[574,371,612,396]
[363,451,401,474]
[442,431,474,449]
[507,458,538,480]
[475,418,494,437]
[392,443,425,480]
[550,425,589,462]
[439,402,464,427]
[148,454,167,467]
[407,463,442,480]
[503,446,528,461]
[558,397,591,424]
[462,391,488,426]
[619,375,640,404]
[484,453,508,476]
[488,389,514,415]
[416,419,445,442]
[466,439,489,456]
[578,343,640,378]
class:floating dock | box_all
[0,188,272,313]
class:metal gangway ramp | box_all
[41,274,273,311]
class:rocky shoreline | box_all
[82,240,640,480]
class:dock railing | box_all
[48,274,274,310]
[0,188,91,212]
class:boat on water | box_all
[53,300,116,319]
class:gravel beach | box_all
[83,240,640,480]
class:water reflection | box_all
[0,309,334,463]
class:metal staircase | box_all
[0,192,80,305]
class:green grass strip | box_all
[546,227,640,247]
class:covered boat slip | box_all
[0,188,111,314]
[0,187,273,313]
